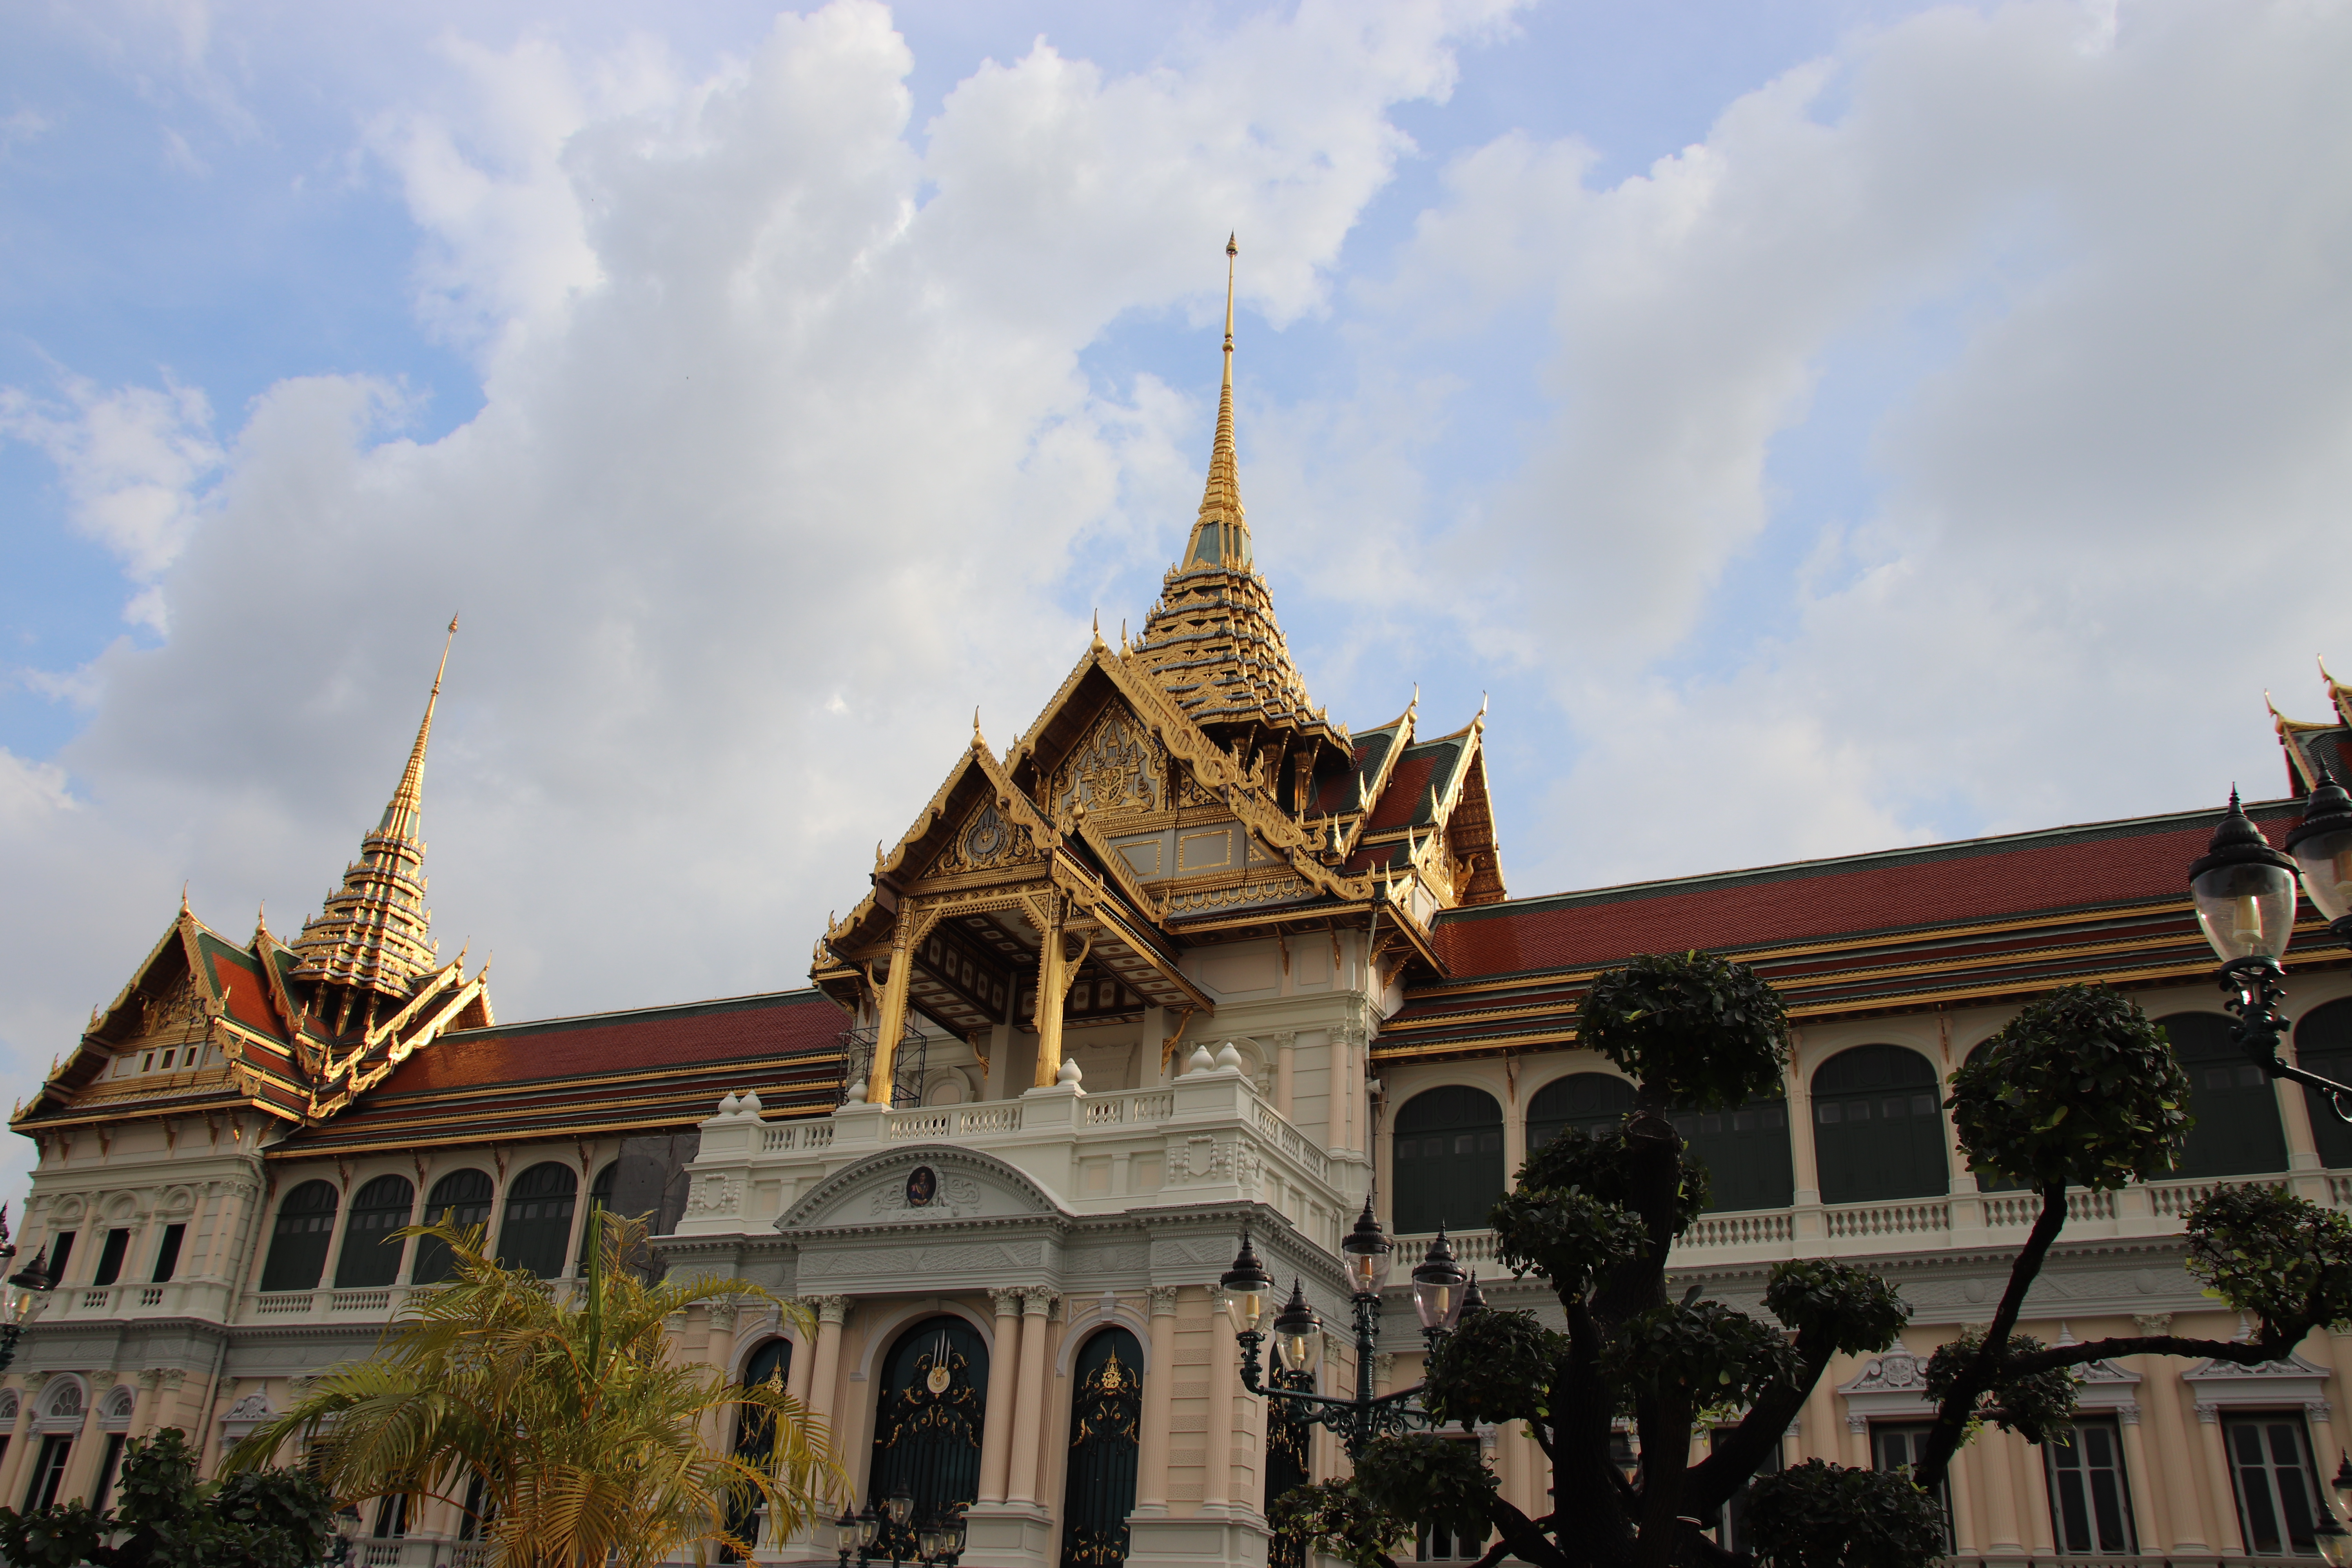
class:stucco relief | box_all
[870,1171,985,1220]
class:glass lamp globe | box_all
[2287,773,2352,928]
[944,1509,968,1556]
[836,1507,863,1555]
[1219,1230,1274,1334]
[1270,1280,1324,1376]
[1339,1199,1394,1297]
[887,1479,915,1526]
[2189,792,2299,963]
[916,1512,944,1560]
[1411,1228,1469,1333]
[858,1502,883,1548]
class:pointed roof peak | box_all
[1180,235,1249,573]
[288,617,456,998]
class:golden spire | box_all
[1181,234,1249,572]
[288,617,458,1005]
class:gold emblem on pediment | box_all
[1054,708,1163,819]
[927,800,1039,878]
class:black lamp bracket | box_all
[2220,956,2352,1125]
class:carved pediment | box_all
[927,798,1041,879]
[1051,703,1167,822]
[778,1147,1068,1231]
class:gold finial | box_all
[875,840,886,871]
[974,707,984,746]
[1120,619,1129,653]
[1180,235,1249,572]
[180,881,191,915]
[1092,610,1105,650]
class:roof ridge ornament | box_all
[1180,234,1248,573]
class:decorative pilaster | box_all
[1134,1287,1181,1515]
[805,1296,852,1434]
[979,1288,1025,1504]
[2195,1402,2246,1554]
[1007,1289,1058,1503]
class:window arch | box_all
[2295,999,2352,1169]
[1671,1092,1794,1213]
[590,1161,618,1210]
[499,1163,579,1279]
[334,1175,415,1289]
[411,1169,495,1285]
[1392,1086,1504,1235]
[258,1180,339,1292]
[1810,1047,1947,1205]
[1527,1073,1635,1152]
[2160,1012,2288,1178]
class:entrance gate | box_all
[1060,1328,1143,1568]
[869,1316,989,1560]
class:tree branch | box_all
[1915,1179,2067,1488]
[2002,1332,2292,1377]
[1682,1335,1834,1514]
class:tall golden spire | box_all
[1181,234,1249,572]
[289,616,458,1011]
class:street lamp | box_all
[0,1210,44,1375]
[1219,1211,1457,1459]
[835,1506,862,1568]
[1410,1227,1469,1346]
[2190,786,2352,1120]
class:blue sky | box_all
[4,0,2351,1210]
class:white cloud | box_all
[1354,0,2352,891]
[0,0,1519,1100]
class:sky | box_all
[4,0,2350,1210]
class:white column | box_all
[978,1288,1024,1504]
[804,1298,851,1454]
[1006,1289,1056,1505]
[1134,1287,1180,1513]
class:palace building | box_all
[6,245,2352,1568]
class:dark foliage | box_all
[1268,1477,1413,1568]
[1923,1330,2078,1445]
[0,1427,336,1568]
[2185,1184,2352,1334]
[1949,984,2192,1191]
[1746,1460,1947,1568]
[1602,1301,1802,1418]
[1354,1433,1498,1550]
[1761,1261,1912,1355]
[1422,1307,1569,1428]
[1577,950,1790,1111]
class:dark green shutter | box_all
[1392,1086,1505,1234]
[258,1180,339,1292]
[1811,1046,1947,1205]
[2295,999,2352,1169]
[2160,1013,2288,1178]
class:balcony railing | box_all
[1392,1168,2344,1272]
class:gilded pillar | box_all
[978,1288,1024,1504]
[869,910,916,1105]
[1033,903,1069,1090]
[804,1297,851,1441]
[2194,1401,2245,1554]
[1006,1289,1057,1503]
[1134,1286,1180,1512]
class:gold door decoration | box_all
[1060,1328,1144,1568]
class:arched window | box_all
[1671,1093,1794,1213]
[1527,1073,1635,1153]
[2160,1013,2288,1178]
[869,1317,989,1563]
[411,1169,495,1285]
[590,1162,617,1210]
[334,1175,415,1289]
[499,1163,579,1279]
[258,1180,339,1292]
[1062,1328,1143,1568]
[2295,999,2352,1169]
[1391,1087,1505,1235]
[724,1339,797,1558]
[1810,1047,1947,1205]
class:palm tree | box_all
[226,1209,840,1567]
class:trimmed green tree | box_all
[0,1426,334,1568]
[1276,960,2352,1568]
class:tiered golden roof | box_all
[1126,237,1349,764]
[289,619,454,1006]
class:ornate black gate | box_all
[1264,1365,1316,1568]
[870,1316,989,1560]
[1060,1328,1143,1568]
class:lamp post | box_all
[0,1209,50,1375]
[840,1496,965,1568]
[2189,781,2352,1118]
[1219,1201,1463,1459]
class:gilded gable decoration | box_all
[1053,707,1164,820]
[927,799,1040,879]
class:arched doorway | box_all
[259,1180,339,1292]
[722,1339,795,1563]
[2160,1012,2288,1177]
[1060,1327,1143,1568]
[869,1316,989,1561]
[1391,1086,1504,1234]
[1810,1046,1947,1205]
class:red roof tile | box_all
[381,989,847,1095]
[1432,803,2290,980]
